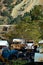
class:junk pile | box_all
[0,39,39,63]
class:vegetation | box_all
[2,5,43,43]
[12,60,28,65]
[0,1,43,43]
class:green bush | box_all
[12,60,29,65]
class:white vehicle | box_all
[0,40,9,54]
[25,40,34,49]
[0,40,9,48]
[34,40,43,62]
[13,38,25,44]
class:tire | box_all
[11,54,17,60]
[13,56,17,60]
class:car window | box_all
[14,42,21,44]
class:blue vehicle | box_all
[2,47,26,60]
[2,47,19,60]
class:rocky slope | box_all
[0,0,43,24]
[11,0,43,18]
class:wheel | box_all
[13,56,17,60]
[0,59,3,62]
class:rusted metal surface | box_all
[0,55,5,62]
[11,44,26,50]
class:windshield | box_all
[13,42,21,44]
[26,41,34,43]
[0,46,7,49]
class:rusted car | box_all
[11,39,26,50]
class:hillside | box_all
[0,4,43,42]
[11,0,43,18]
[0,0,43,24]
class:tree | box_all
[39,21,43,39]
[30,5,43,20]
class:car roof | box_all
[0,40,9,47]
[13,39,25,42]
[39,40,43,44]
